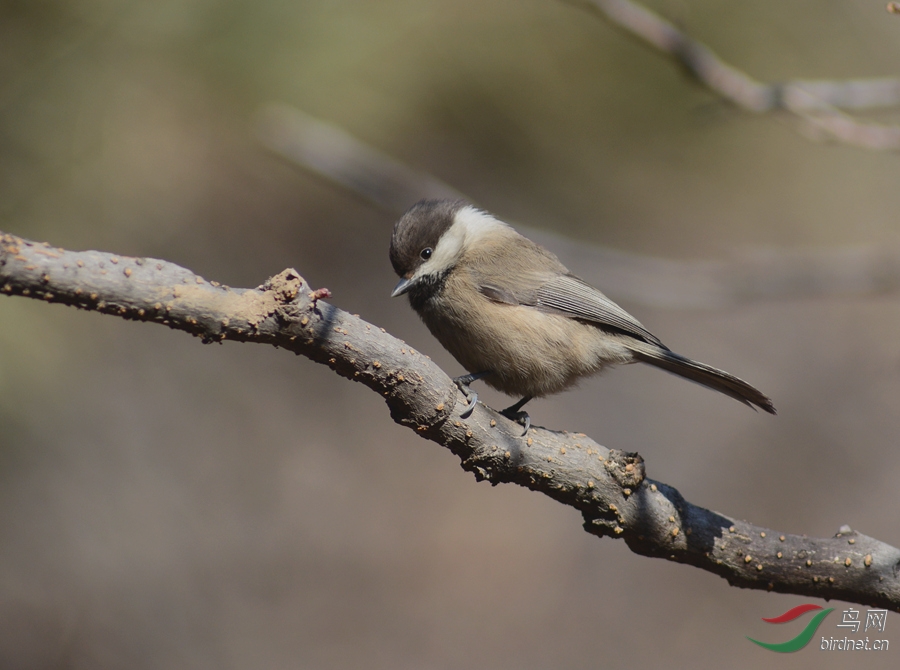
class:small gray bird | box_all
[390,199,775,429]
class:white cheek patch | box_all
[412,205,511,280]
[453,205,512,242]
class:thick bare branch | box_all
[3,230,900,610]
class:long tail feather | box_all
[628,343,776,415]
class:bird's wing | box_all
[535,274,665,347]
[464,233,665,347]
[477,269,665,348]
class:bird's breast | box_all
[414,272,633,397]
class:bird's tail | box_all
[627,342,776,415]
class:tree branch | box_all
[3,230,899,611]
[574,0,900,151]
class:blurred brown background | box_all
[2,1,900,667]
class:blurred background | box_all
[2,0,900,667]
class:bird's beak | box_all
[391,277,413,298]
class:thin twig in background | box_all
[255,105,462,211]
[2,230,899,610]
[256,104,900,309]
[575,0,900,150]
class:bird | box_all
[389,199,775,431]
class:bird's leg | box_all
[500,396,533,435]
[452,371,491,417]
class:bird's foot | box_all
[500,408,530,436]
[500,396,533,436]
[452,371,490,418]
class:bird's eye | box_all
[420,247,433,260]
